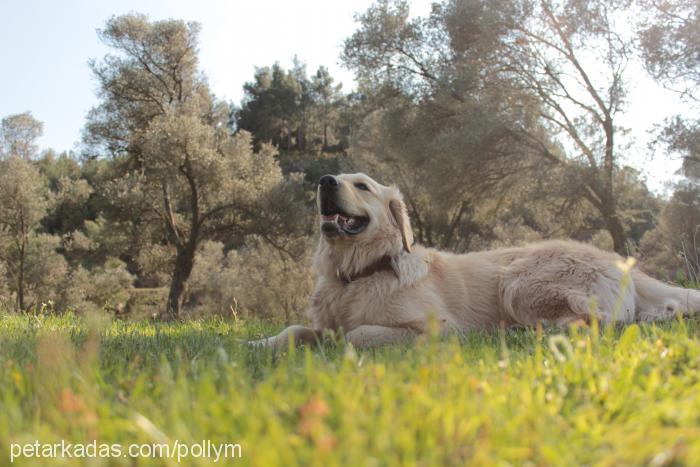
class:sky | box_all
[0,0,690,194]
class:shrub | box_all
[187,237,314,323]
[639,183,700,283]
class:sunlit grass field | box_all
[1,312,700,466]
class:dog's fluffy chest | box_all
[308,252,431,332]
[308,272,403,331]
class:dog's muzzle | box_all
[318,174,369,236]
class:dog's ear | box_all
[389,196,413,253]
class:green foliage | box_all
[9,234,68,308]
[658,116,700,180]
[235,61,346,154]
[62,258,135,313]
[1,313,700,465]
[187,237,315,323]
[637,0,700,102]
[37,151,94,238]
[342,0,544,251]
[0,112,43,160]
[0,156,59,310]
[0,157,48,233]
[640,181,700,282]
[344,0,641,254]
[84,14,309,317]
[637,0,700,180]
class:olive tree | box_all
[0,112,43,160]
[0,157,54,310]
[637,0,700,180]
[85,14,293,318]
[501,0,635,254]
[344,0,638,254]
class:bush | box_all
[69,258,134,312]
[186,237,314,323]
[0,233,69,311]
[639,183,700,283]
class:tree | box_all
[85,14,292,318]
[636,1,699,282]
[657,117,700,180]
[637,0,700,180]
[0,157,50,310]
[143,115,284,318]
[37,150,94,239]
[0,112,43,160]
[235,63,304,150]
[310,67,344,150]
[343,0,640,254]
[638,0,700,102]
[342,0,571,251]
[235,61,346,153]
[640,181,700,283]
[490,0,634,254]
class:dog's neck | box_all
[314,227,432,288]
[336,255,397,284]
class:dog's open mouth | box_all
[320,198,369,235]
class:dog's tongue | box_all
[322,214,355,227]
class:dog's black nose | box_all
[318,174,339,188]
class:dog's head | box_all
[316,173,413,254]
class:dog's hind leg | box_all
[633,270,700,322]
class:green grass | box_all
[1,312,700,466]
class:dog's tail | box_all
[633,269,700,322]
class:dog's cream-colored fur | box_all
[256,173,700,349]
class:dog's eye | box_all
[354,182,370,191]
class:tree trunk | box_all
[323,123,328,150]
[17,242,25,311]
[164,245,196,320]
[600,123,627,256]
[598,188,627,255]
[604,212,627,256]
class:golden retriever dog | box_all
[254,173,700,349]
